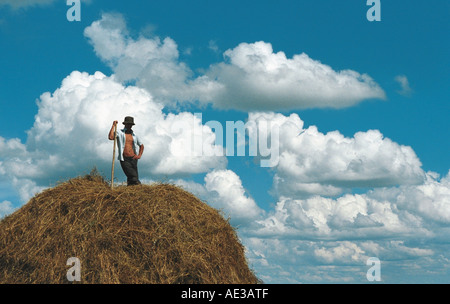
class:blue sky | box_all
[0,0,449,283]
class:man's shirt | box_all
[116,128,143,161]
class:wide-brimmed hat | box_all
[122,116,135,125]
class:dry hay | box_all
[0,172,259,284]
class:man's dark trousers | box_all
[120,156,141,186]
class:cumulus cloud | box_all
[236,157,449,283]
[246,112,425,197]
[84,13,385,111]
[313,241,369,264]
[175,169,264,225]
[242,237,437,283]
[0,70,226,202]
[206,42,386,110]
[253,171,450,240]
[253,193,425,240]
[241,130,447,283]
[372,170,450,224]
[84,13,222,108]
[203,169,263,222]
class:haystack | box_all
[0,173,259,284]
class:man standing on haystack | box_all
[108,116,144,186]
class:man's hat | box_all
[122,116,135,125]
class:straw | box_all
[0,171,259,284]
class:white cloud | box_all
[395,75,413,96]
[83,12,129,62]
[207,41,386,111]
[204,169,263,222]
[372,170,450,224]
[250,171,450,241]
[252,193,426,240]
[84,13,385,112]
[84,13,222,108]
[0,70,226,202]
[242,237,437,283]
[246,112,425,198]
[0,200,15,218]
[314,241,368,264]
[175,169,264,225]
[12,177,46,203]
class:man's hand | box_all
[108,120,119,140]
[134,145,144,160]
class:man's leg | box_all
[130,158,141,185]
[120,157,141,186]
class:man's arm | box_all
[133,144,144,160]
[108,121,118,140]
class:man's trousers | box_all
[120,156,141,186]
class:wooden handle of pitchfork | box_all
[111,123,117,189]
